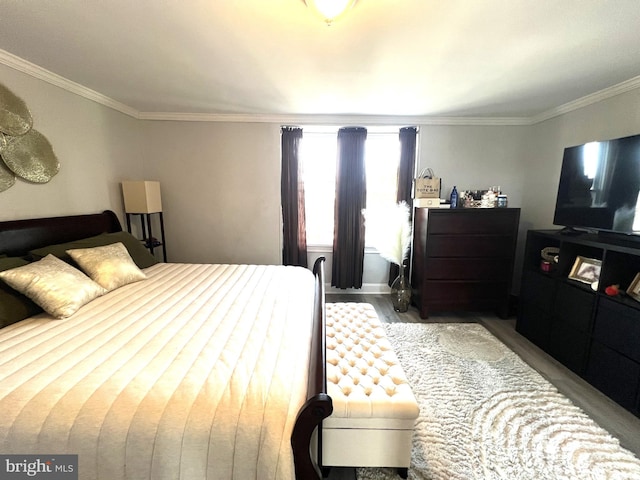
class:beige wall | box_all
[2,62,640,291]
[416,125,529,207]
[523,89,640,231]
[139,121,282,264]
[0,64,143,224]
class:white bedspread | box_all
[0,263,315,480]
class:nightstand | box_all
[126,212,167,262]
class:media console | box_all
[517,229,640,416]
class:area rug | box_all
[356,323,640,480]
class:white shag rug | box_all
[356,323,640,480]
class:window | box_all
[301,127,401,246]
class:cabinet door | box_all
[516,270,555,348]
[585,341,640,411]
[517,301,553,349]
[547,323,589,374]
[592,298,640,363]
[553,282,594,334]
[519,270,556,308]
[547,282,594,374]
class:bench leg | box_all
[397,467,408,479]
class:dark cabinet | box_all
[517,229,640,416]
[410,208,520,319]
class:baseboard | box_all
[326,283,391,295]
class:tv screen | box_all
[553,133,640,235]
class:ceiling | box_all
[1,0,640,123]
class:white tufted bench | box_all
[322,303,419,478]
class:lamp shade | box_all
[122,181,162,213]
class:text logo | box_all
[0,455,77,480]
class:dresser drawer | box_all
[421,280,507,302]
[424,257,512,280]
[426,235,514,257]
[428,209,519,234]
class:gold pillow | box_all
[67,242,147,292]
[0,254,107,319]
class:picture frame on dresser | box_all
[568,256,601,285]
[626,273,640,301]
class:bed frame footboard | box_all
[291,257,332,480]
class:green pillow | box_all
[29,231,158,269]
[0,256,43,327]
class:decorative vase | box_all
[391,264,411,312]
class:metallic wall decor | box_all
[0,83,33,136]
[0,156,16,192]
[0,129,59,183]
[0,83,61,190]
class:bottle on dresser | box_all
[450,185,458,208]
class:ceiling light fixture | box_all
[304,0,358,25]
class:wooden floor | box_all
[324,293,640,480]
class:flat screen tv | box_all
[553,133,640,236]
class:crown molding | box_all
[0,49,139,119]
[529,75,640,125]
[2,47,639,127]
[138,111,532,126]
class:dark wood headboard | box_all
[0,210,122,257]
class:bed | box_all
[0,210,331,480]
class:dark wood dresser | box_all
[410,207,520,318]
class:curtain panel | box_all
[389,126,418,284]
[332,127,367,289]
[398,127,418,204]
[280,127,308,267]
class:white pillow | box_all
[0,254,106,318]
[67,242,146,292]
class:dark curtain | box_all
[397,127,417,204]
[281,127,308,267]
[389,126,418,284]
[332,127,367,289]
